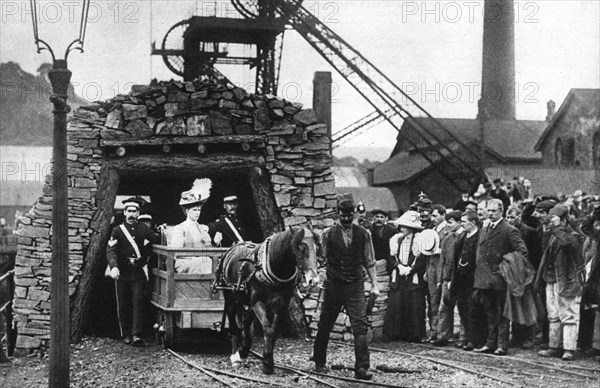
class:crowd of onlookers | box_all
[363,177,600,361]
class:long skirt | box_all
[383,282,426,342]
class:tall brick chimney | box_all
[546,100,556,122]
[480,0,516,121]
[313,71,332,145]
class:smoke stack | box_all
[313,71,332,144]
[546,100,556,122]
[480,0,516,121]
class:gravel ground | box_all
[1,333,599,388]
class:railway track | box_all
[164,336,599,388]
[166,347,411,387]
[333,340,599,387]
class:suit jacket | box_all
[519,222,542,270]
[474,219,528,291]
[440,230,461,282]
[369,223,397,262]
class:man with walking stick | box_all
[107,197,160,346]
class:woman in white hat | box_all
[382,210,429,342]
[169,179,214,273]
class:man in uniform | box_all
[209,195,248,247]
[107,197,160,345]
[312,199,380,380]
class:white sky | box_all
[1,0,599,149]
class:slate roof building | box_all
[372,89,599,208]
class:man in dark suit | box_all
[473,198,528,355]
[491,179,511,214]
[368,209,396,262]
[506,205,542,349]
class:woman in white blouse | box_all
[382,210,438,342]
[170,179,215,273]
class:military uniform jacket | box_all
[208,215,248,247]
[107,222,160,279]
[474,219,528,291]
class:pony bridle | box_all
[259,237,299,285]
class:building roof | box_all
[392,117,546,160]
[373,151,437,185]
[376,117,547,185]
[333,167,369,187]
[485,165,596,197]
[334,187,398,212]
[534,89,600,151]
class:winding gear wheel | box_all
[160,20,190,77]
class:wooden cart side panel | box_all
[150,245,228,311]
[166,252,176,308]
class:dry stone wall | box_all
[12,77,389,354]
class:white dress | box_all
[169,219,213,273]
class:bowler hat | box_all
[371,209,388,217]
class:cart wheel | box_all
[163,312,175,349]
[156,311,176,349]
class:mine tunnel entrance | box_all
[84,153,282,338]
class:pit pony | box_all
[219,226,320,374]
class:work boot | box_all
[538,348,560,358]
[355,367,373,380]
[132,335,145,347]
[562,351,575,361]
[315,364,329,373]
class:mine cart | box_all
[149,245,229,348]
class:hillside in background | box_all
[0,61,87,145]
[333,146,392,163]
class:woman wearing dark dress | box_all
[383,210,432,342]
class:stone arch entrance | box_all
[13,78,337,353]
[84,153,282,336]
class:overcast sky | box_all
[1,0,598,149]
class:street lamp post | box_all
[28,1,90,386]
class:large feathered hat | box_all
[392,210,423,231]
[179,178,212,207]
